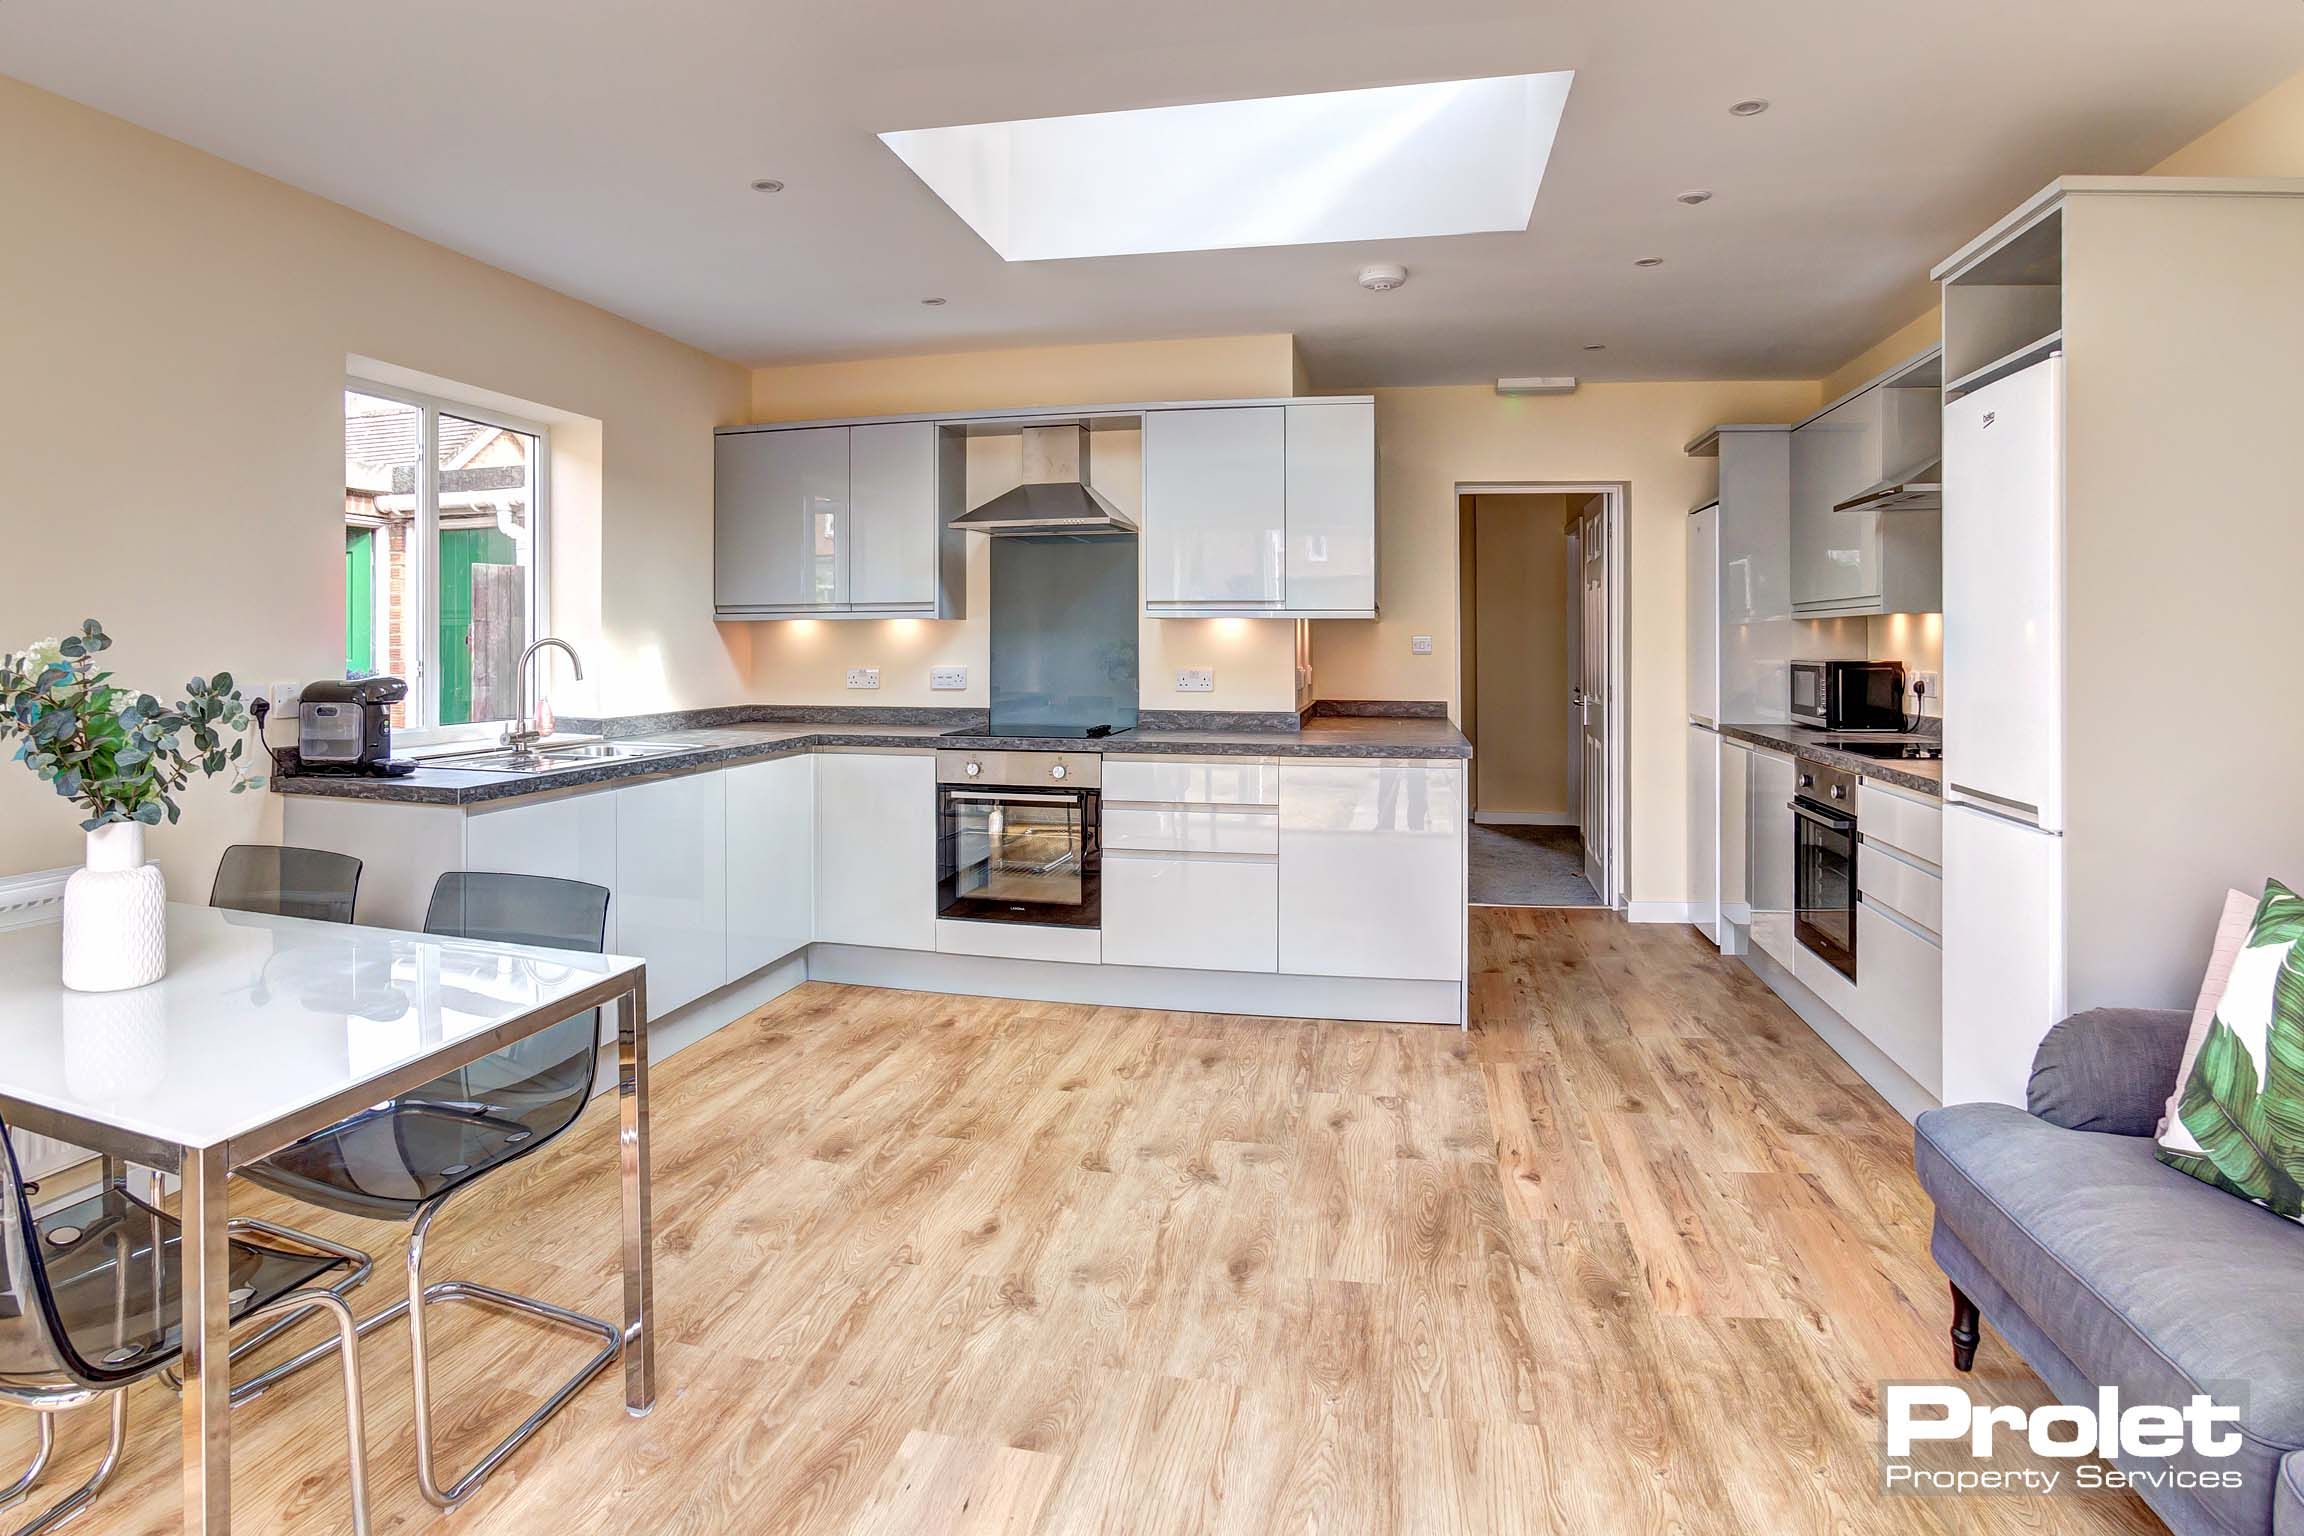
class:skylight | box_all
[878,72,1574,263]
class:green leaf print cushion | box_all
[2156,878,2304,1221]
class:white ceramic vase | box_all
[60,822,168,993]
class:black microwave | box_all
[1789,660,1906,732]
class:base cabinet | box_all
[1748,748,1797,965]
[815,752,936,950]
[1855,902,1944,1098]
[1102,854,1278,973]
[726,754,815,977]
[616,771,729,1015]
[1277,761,1463,982]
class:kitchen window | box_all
[343,380,549,741]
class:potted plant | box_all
[1,620,264,991]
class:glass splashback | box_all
[989,534,1139,733]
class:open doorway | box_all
[1456,484,1624,909]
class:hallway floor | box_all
[1468,823,1602,907]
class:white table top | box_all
[0,904,642,1151]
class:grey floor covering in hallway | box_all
[1467,823,1603,907]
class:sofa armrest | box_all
[2026,1008,2191,1135]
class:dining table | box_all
[0,902,654,1535]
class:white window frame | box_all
[344,375,553,749]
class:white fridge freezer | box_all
[1942,355,2064,833]
[1941,801,2067,1107]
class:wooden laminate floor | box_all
[7,910,2163,1535]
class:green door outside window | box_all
[344,527,374,675]
[437,527,519,725]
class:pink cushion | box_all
[2157,888,2260,1136]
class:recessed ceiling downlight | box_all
[1358,264,1409,292]
[1583,344,1607,351]
[1728,99,1769,117]
[1634,257,1665,268]
[919,297,947,306]
[1676,189,1714,205]
[878,72,1575,262]
[750,178,785,193]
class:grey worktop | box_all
[273,714,1471,809]
[1719,722,1944,798]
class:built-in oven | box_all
[935,749,1102,929]
[1791,758,1859,980]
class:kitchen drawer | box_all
[1859,780,1941,868]
[1102,758,1279,807]
[1856,902,1944,1098]
[1105,806,1279,855]
[1101,853,1278,973]
[1860,842,1943,936]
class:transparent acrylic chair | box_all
[209,845,363,924]
[237,871,621,1510]
[0,1125,372,1534]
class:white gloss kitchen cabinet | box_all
[1101,758,1281,974]
[813,751,936,951]
[1143,399,1377,619]
[714,420,964,619]
[616,770,729,1014]
[1277,760,1464,981]
[726,753,815,978]
[1788,357,1942,617]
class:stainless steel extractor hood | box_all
[949,424,1138,536]
[1834,457,1941,514]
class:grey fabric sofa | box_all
[1915,1007,2304,1536]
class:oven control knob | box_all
[1050,763,1068,780]
[1830,784,1845,801]
[964,760,982,778]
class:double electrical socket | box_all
[929,666,967,691]
[845,667,880,690]
[1174,668,1214,693]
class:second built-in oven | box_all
[935,749,1102,929]
[1791,758,1859,980]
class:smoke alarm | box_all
[1358,263,1409,292]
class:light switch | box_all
[929,666,967,691]
[1410,635,1434,656]
[1175,668,1214,693]
[845,667,881,690]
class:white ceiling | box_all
[3,0,2298,386]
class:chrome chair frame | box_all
[1,1168,376,1535]
[234,870,624,1510]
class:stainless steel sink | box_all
[428,740,692,774]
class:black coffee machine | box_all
[293,677,416,776]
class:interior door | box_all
[1564,523,1583,820]
[1578,503,1608,901]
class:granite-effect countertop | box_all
[1719,722,1943,798]
[272,714,1471,809]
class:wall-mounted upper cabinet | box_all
[1143,398,1377,619]
[714,421,965,620]
[1788,360,1943,618]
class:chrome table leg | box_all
[177,1142,232,1535]
[615,979,654,1415]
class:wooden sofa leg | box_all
[1949,1283,1980,1372]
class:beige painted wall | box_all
[0,75,752,888]
[1818,65,2304,402]
[1867,612,1944,719]
[1309,381,1821,905]
[744,337,1304,713]
[1469,495,1573,816]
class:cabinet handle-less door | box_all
[848,421,938,609]
[715,426,849,612]
[1144,407,1286,608]
[1283,401,1374,613]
